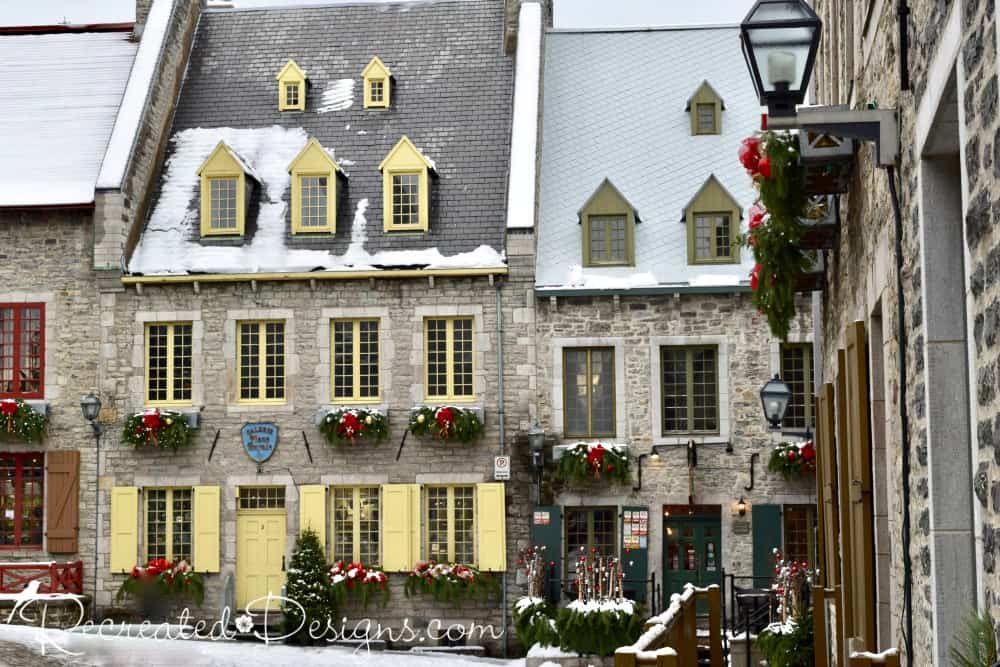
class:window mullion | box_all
[585,351,593,436]
[686,350,695,432]
[447,487,456,562]
[352,321,361,401]
[11,308,21,394]
[165,325,175,403]
[165,489,174,561]
[257,323,267,401]
[13,458,22,546]
[445,321,455,399]
[352,487,361,562]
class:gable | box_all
[197,141,249,177]
[685,80,725,111]
[379,136,435,172]
[276,59,306,82]
[361,56,392,79]
[578,178,639,223]
[681,175,741,221]
[287,138,341,174]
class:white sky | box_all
[0,0,758,28]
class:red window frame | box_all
[0,453,44,549]
[0,303,45,399]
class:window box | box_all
[552,441,628,462]
[553,442,630,486]
[408,405,484,444]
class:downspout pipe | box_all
[496,280,507,658]
[886,166,914,665]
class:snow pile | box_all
[689,274,744,287]
[566,265,658,290]
[505,1,542,229]
[129,127,506,275]
[526,643,573,658]
[317,79,356,113]
[513,596,547,614]
[566,598,636,616]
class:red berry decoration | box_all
[757,156,773,178]
[739,136,761,174]
[750,264,761,292]
[748,203,767,230]
[787,449,797,461]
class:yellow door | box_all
[236,511,286,610]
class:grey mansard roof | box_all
[129,0,513,276]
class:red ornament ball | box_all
[758,156,773,178]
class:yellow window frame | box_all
[236,319,286,404]
[202,175,245,236]
[144,487,193,563]
[331,486,381,564]
[292,172,335,234]
[385,170,426,231]
[144,322,194,407]
[330,318,380,403]
[423,316,475,402]
[276,60,306,111]
[690,211,738,264]
[362,56,392,109]
[424,485,476,564]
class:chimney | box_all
[134,0,154,38]
[505,0,552,55]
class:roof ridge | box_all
[0,22,134,35]
[547,24,739,35]
[206,0,481,14]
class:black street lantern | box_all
[760,374,792,429]
[527,423,545,469]
[740,0,822,117]
[80,393,101,423]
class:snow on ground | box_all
[0,624,521,667]
[317,79,356,113]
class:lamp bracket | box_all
[767,106,899,167]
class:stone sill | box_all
[552,442,629,462]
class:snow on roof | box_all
[97,0,172,191]
[505,1,542,229]
[317,79,355,113]
[129,126,505,275]
[535,27,760,291]
[0,29,137,206]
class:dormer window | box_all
[686,81,724,136]
[379,136,435,232]
[287,138,343,234]
[362,56,392,109]
[276,59,306,111]
[681,175,741,264]
[578,178,639,267]
[197,141,254,237]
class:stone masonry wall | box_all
[534,292,816,604]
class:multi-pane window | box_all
[299,176,328,229]
[391,173,420,227]
[661,346,719,434]
[145,488,192,562]
[425,486,475,564]
[563,347,615,438]
[146,323,193,405]
[425,317,474,400]
[332,319,379,402]
[783,504,816,566]
[369,79,384,104]
[781,343,815,431]
[285,83,299,108]
[238,321,285,402]
[588,215,628,265]
[693,213,735,263]
[696,102,717,133]
[0,304,43,399]
[208,177,238,232]
[0,453,43,548]
[565,507,616,575]
[238,487,286,510]
[332,487,380,564]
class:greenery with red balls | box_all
[767,441,816,480]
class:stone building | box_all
[94,0,544,653]
[0,0,197,610]
[529,24,816,610]
[807,0,999,664]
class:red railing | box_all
[0,561,83,595]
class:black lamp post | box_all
[80,393,102,617]
[740,0,822,118]
[527,423,545,500]
[80,393,101,430]
[760,374,792,429]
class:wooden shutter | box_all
[752,504,782,587]
[45,451,80,553]
[110,487,139,573]
[381,484,419,571]
[835,351,854,645]
[193,486,220,573]
[299,485,327,555]
[530,505,562,602]
[621,506,648,602]
[817,383,840,588]
[476,483,507,571]
[845,321,876,648]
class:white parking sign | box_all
[493,455,511,480]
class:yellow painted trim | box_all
[330,318,381,403]
[423,485,477,564]
[684,175,742,265]
[330,485,382,564]
[276,59,306,111]
[578,178,637,267]
[475,482,506,571]
[288,139,341,234]
[380,137,433,233]
[236,320,287,404]
[688,80,723,135]
[423,316,476,402]
[380,483,419,571]
[299,485,327,554]
[121,267,507,286]
[110,487,139,574]
[361,56,392,109]
[144,322,195,407]
[193,486,220,572]
[197,142,247,237]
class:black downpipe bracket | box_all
[887,166,914,665]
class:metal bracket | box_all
[767,106,899,167]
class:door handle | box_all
[281,555,286,572]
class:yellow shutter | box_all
[834,351,854,647]
[193,486,221,573]
[476,483,507,571]
[381,484,420,571]
[110,487,139,573]
[817,383,840,589]
[300,485,327,554]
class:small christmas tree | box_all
[282,528,334,644]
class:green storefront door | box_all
[663,506,722,610]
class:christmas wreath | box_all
[408,406,484,444]
[740,132,818,341]
[555,443,630,485]
[122,408,194,451]
[115,558,205,606]
[0,399,47,443]
[404,561,500,602]
[318,408,389,446]
[767,440,816,480]
[329,560,390,608]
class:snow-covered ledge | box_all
[504,0,542,229]
[312,405,389,426]
[552,441,629,462]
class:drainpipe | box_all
[495,280,507,657]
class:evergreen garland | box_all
[115,558,205,606]
[329,560,390,608]
[512,597,559,649]
[122,409,194,451]
[0,399,47,443]
[555,443,630,486]
[554,600,644,657]
[282,528,336,645]
[318,408,390,446]
[403,561,500,602]
[408,406,484,444]
[767,441,816,480]
[755,611,816,667]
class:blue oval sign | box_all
[242,423,279,463]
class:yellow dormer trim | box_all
[196,141,248,237]
[276,59,307,111]
[287,138,342,234]
[683,175,741,265]
[362,56,392,109]
[686,80,724,135]
[379,136,433,232]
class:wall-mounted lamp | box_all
[527,423,545,469]
[760,374,792,429]
[737,496,747,517]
